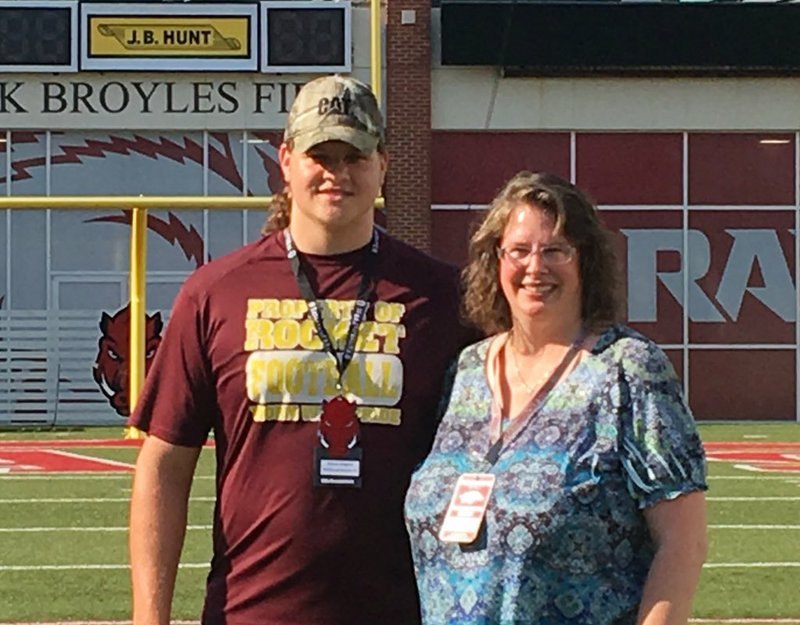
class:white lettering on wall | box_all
[717,229,795,322]
[622,228,795,323]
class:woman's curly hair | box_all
[462,171,621,335]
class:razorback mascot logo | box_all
[319,396,360,458]
[92,305,163,417]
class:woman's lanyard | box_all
[485,328,587,465]
[283,227,379,391]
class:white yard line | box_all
[1,524,795,533]
[4,496,799,505]
[3,620,799,625]
[0,618,800,625]
[0,563,209,571]
[0,622,200,625]
[707,497,800,501]
[7,495,789,504]
[5,474,789,481]
[708,476,800,481]
[13,496,798,504]
[23,621,796,625]
[45,450,136,469]
[709,524,800,529]
[0,474,215,480]
[690,620,800,624]
[703,562,800,568]
[4,561,799,572]
[0,525,212,533]
[0,497,215,503]
[6,620,799,625]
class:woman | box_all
[404,172,708,625]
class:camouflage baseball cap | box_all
[284,75,384,154]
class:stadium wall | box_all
[427,11,799,421]
[0,3,797,423]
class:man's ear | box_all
[278,142,292,184]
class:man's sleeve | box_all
[127,282,215,447]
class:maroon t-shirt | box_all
[129,230,474,625]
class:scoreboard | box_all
[441,0,800,75]
[0,1,77,72]
[0,1,351,73]
[262,2,349,73]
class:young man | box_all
[128,75,474,625]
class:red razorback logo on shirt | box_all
[319,396,359,458]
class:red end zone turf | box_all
[0,449,134,473]
[705,442,800,473]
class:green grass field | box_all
[0,423,798,624]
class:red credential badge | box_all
[439,473,496,543]
[314,395,362,488]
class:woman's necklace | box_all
[506,329,579,395]
[508,333,545,394]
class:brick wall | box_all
[385,0,432,250]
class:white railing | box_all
[0,310,114,426]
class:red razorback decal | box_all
[92,305,163,417]
[319,396,359,458]
[705,442,800,473]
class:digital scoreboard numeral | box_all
[0,3,77,72]
[261,1,351,73]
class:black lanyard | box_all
[283,228,379,390]
[485,329,587,465]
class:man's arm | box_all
[129,435,202,625]
[636,490,708,625]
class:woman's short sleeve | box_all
[618,338,708,509]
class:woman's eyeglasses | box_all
[497,243,575,267]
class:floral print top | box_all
[404,324,707,625]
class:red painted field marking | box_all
[0,439,143,449]
[0,438,213,474]
[705,442,800,473]
[0,439,213,449]
[0,449,134,473]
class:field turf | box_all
[0,422,798,624]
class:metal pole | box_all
[0,196,386,210]
[0,196,274,210]
[125,206,147,440]
[371,0,382,108]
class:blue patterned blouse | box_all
[404,324,707,625]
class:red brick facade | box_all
[385,0,433,250]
